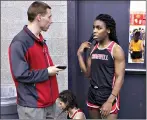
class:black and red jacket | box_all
[8,25,59,108]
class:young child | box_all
[56,90,86,119]
[129,31,144,63]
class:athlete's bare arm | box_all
[85,56,91,78]
[77,42,91,78]
[74,112,86,119]
[107,44,125,103]
[100,44,125,117]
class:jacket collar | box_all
[23,25,45,44]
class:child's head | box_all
[58,90,78,111]
[134,31,140,41]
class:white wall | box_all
[130,1,146,12]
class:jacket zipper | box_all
[43,44,53,104]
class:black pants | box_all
[131,51,142,59]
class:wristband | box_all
[111,93,117,98]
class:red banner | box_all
[130,13,146,25]
[134,14,143,25]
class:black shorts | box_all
[131,51,142,59]
[87,85,112,106]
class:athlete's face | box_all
[93,20,110,42]
[57,98,67,110]
[37,8,52,32]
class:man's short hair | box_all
[27,1,51,22]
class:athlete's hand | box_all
[47,65,64,76]
[100,101,112,118]
[77,42,91,56]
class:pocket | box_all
[24,83,38,100]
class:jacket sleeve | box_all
[9,41,49,83]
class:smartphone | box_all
[84,33,94,52]
[56,66,67,70]
[88,33,94,43]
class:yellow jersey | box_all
[130,40,143,51]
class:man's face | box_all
[38,8,52,32]
[93,20,109,42]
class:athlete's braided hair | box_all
[95,14,119,44]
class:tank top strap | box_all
[107,41,116,58]
[107,41,115,52]
[90,43,98,56]
[71,109,82,119]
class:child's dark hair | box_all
[134,31,140,37]
[59,90,78,109]
[95,14,119,44]
[56,90,78,119]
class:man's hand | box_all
[100,101,112,118]
[77,42,91,56]
[47,65,64,76]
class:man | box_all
[77,14,125,119]
[8,1,64,119]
